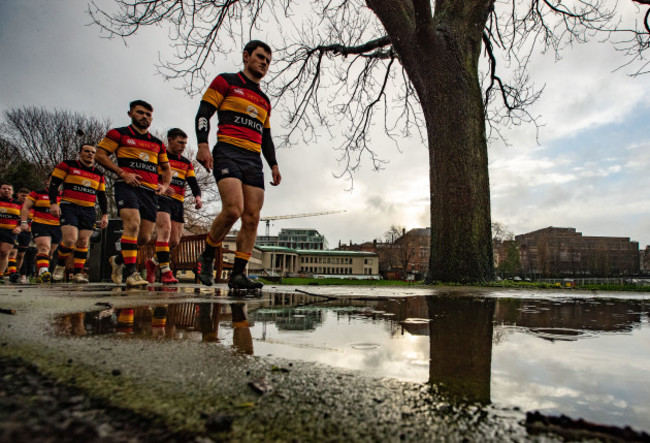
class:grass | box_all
[259,277,650,291]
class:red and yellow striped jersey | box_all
[201,72,271,154]
[97,125,168,191]
[27,190,60,225]
[0,197,21,231]
[50,160,106,207]
[159,154,197,202]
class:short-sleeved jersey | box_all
[50,160,106,207]
[201,72,271,154]
[0,197,21,231]
[27,190,60,225]
[159,153,197,202]
[97,125,168,191]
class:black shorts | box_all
[115,182,158,222]
[0,228,17,246]
[213,144,265,190]
[157,196,184,224]
[31,222,63,244]
[60,203,96,231]
[16,230,31,248]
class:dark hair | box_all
[167,128,188,139]
[79,143,96,153]
[17,188,30,194]
[0,182,13,189]
[129,100,153,112]
[244,40,271,56]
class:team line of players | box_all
[0,40,281,289]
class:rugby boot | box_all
[144,259,157,284]
[51,267,64,282]
[160,270,179,285]
[9,272,19,284]
[196,252,214,286]
[109,255,124,284]
[19,275,27,284]
[125,271,148,288]
[39,271,52,283]
[72,273,89,284]
[228,273,263,290]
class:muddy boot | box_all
[196,252,214,286]
[228,273,263,291]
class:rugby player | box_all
[194,40,281,290]
[8,188,31,283]
[20,179,61,282]
[95,100,171,287]
[0,183,21,284]
[49,144,109,283]
[144,128,202,285]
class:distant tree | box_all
[496,241,521,278]
[1,161,43,192]
[492,222,514,242]
[90,0,650,282]
[1,106,111,179]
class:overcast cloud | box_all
[2,1,650,248]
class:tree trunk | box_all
[368,1,494,283]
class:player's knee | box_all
[137,233,152,246]
[222,206,243,224]
[123,219,140,236]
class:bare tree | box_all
[88,0,650,282]
[1,106,111,179]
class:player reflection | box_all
[427,297,495,404]
[194,302,252,354]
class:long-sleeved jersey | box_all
[159,153,201,202]
[195,71,277,167]
[49,160,107,214]
[0,197,21,231]
[97,125,169,191]
[27,190,60,225]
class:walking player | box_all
[7,188,31,283]
[49,144,108,283]
[144,128,202,284]
[20,179,61,282]
[0,183,21,284]
[194,40,281,291]
[95,100,171,287]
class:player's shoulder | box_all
[149,133,164,146]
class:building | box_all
[256,228,327,250]
[516,227,639,277]
[258,246,380,279]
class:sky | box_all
[2,1,650,248]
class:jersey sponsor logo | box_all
[172,170,179,178]
[128,160,157,173]
[72,169,80,175]
[246,105,259,119]
[138,152,150,162]
[198,117,208,131]
[171,177,185,186]
[233,115,263,132]
[126,138,137,145]
[233,88,244,95]
[81,179,92,188]
[0,208,6,213]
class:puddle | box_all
[54,293,650,431]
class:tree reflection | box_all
[427,296,495,404]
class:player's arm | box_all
[49,167,66,218]
[186,173,202,209]
[261,128,281,186]
[20,198,34,231]
[156,161,172,196]
[195,100,217,172]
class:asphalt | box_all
[0,282,582,441]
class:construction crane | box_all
[260,210,346,236]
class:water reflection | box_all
[54,293,650,430]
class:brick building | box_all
[515,227,639,277]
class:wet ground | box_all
[1,282,649,441]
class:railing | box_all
[136,234,224,282]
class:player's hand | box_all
[99,214,108,229]
[270,165,281,186]
[50,203,61,218]
[20,222,29,232]
[121,171,142,187]
[155,184,169,196]
[194,196,203,210]
[197,143,213,172]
